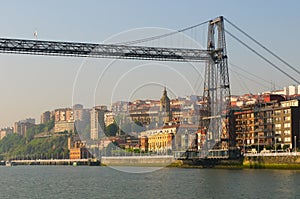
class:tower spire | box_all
[160,87,171,124]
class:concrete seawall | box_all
[244,154,300,169]
[101,156,175,166]
[10,155,300,169]
[102,155,300,168]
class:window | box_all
[267,118,273,123]
[275,124,281,128]
[275,117,281,122]
[284,123,291,128]
[284,130,291,135]
[275,130,281,135]
[284,137,291,142]
[274,110,281,115]
[283,109,291,114]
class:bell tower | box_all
[160,87,171,123]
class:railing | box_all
[244,152,300,157]
[102,155,174,159]
[11,158,89,163]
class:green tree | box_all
[106,123,118,136]
[0,134,24,154]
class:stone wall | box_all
[243,155,300,169]
[101,156,175,166]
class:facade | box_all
[73,104,90,122]
[123,88,174,127]
[111,101,129,113]
[146,127,174,154]
[128,100,160,126]
[104,111,115,127]
[54,108,75,133]
[273,99,300,149]
[170,98,200,124]
[40,111,51,124]
[109,93,201,129]
[54,121,75,133]
[54,108,73,122]
[0,127,13,140]
[90,106,107,140]
[234,98,300,152]
[14,118,36,137]
[68,136,92,159]
[73,104,91,135]
[139,136,148,152]
[139,121,198,154]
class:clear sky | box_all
[0,0,300,127]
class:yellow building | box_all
[68,136,91,159]
[147,130,174,153]
[69,147,91,160]
[140,122,198,154]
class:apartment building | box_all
[234,98,300,151]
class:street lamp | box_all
[243,132,245,154]
[275,135,277,154]
[257,133,259,153]
[294,135,297,154]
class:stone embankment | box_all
[101,156,175,167]
[243,154,300,169]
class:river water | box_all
[0,166,299,199]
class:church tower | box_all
[160,87,171,123]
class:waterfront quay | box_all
[99,152,300,169]
[7,158,100,166]
[5,152,300,169]
[101,155,175,166]
[6,156,174,167]
[242,152,300,169]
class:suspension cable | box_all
[225,30,300,84]
[224,17,300,75]
[115,20,210,45]
[229,67,270,90]
[229,61,272,85]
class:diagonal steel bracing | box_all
[0,38,213,62]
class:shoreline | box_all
[3,162,300,170]
[5,155,300,170]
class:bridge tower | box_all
[200,16,233,157]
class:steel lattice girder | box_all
[0,38,214,62]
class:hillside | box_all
[0,119,69,160]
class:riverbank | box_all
[5,154,300,169]
[3,158,100,166]
[242,155,300,169]
[169,155,300,169]
[101,156,174,167]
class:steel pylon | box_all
[200,16,232,158]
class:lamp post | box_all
[257,133,259,153]
[243,132,245,154]
[275,135,277,155]
[294,135,297,154]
